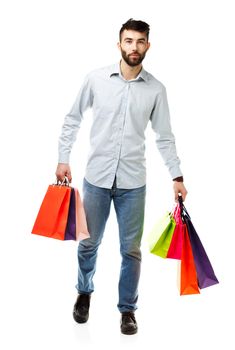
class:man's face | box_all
[118,29,150,67]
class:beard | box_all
[120,48,146,67]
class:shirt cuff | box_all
[58,153,70,164]
[173,176,184,182]
[169,164,183,181]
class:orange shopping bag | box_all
[32,183,71,240]
[180,225,200,295]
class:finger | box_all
[55,172,62,182]
[174,191,178,202]
[182,190,188,202]
[56,170,68,183]
[66,172,72,182]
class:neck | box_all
[120,60,142,80]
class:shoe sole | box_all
[73,312,89,324]
[121,328,138,335]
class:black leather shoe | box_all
[121,312,138,335]
[73,294,91,323]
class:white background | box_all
[0,0,234,349]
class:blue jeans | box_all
[76,177,146,313]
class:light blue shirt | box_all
[58,63,183,189]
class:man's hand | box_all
[173,181,188,202]
[55,163,72,183]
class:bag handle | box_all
[178,195,183,210]
[54,176,70,187]
[178,195,191,220]
[171,202,180,216]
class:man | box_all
[56,19,187,335]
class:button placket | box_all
[109,82,130,182]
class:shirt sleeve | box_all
[58,74,93,163]
[150,85,183,179]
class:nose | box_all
[131,41,137,51]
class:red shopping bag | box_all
[180,225,200,295]
[32,184,71,240]
[167,204,184,259]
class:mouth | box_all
[129,53,140,58]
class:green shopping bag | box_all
[148,212,176,258]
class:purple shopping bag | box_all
[64,188,77,240]
[179,198,219,289]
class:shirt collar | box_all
[110,62,148,82]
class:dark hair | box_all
[119,18,150,42]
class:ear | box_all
[147,42,151,51]
[117,42,121,50]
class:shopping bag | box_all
[167,204,184,259]
[64,188,77,240]
[148,212,176,258]
[183,214,219,289]
[180,225,200,295]
[179,197,219,289]
[32,184,71,240]
[74,188,90,241]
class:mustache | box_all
[128,52,140,56]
